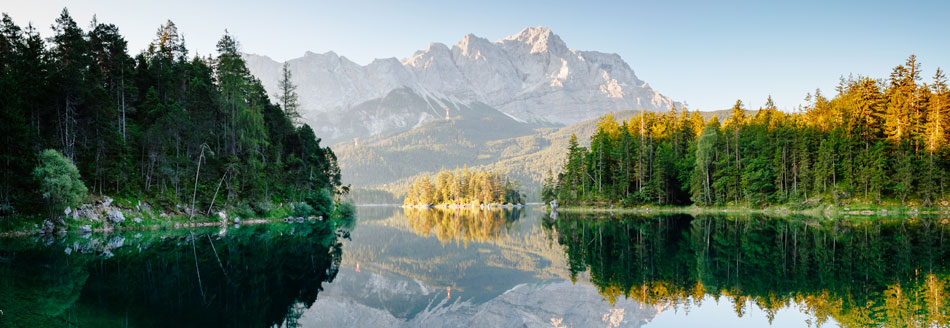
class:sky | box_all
[2,0,948,112]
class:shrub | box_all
[335,202,356,218]
[292,202,315,218]
[253,200,275,215]
[305,188,334,217]
[32,149,87,219]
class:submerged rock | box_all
[108,236,125,248]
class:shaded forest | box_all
[545,55,949,207]
[0,9,342,221]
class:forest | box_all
[404,168,523,206]
[0,9,343,224]
[544,55,950,208]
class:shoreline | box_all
[552,204,950,218]
[0,217,306,239]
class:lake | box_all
[2,206,949,327]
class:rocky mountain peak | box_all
[501,26,566,54]
[244,26,678,143]
[455,33,492,58]
[402,42,453,67]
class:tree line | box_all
[0,9,342,221]
[544,55,950,207]
[404,168,523,206]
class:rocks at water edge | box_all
[108,209,125,224]
[40,219,55,234]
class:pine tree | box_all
[277,62,302,126]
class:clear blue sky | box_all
[3,0,948,111]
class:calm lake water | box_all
[2,206,950,327]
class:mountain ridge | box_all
[244,26,678,144]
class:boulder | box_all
[133,217,143,223]
[79,207,99,221]
[40,219,56,234]
[79,225,92,233]
[108,209,126,224]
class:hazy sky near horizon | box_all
[3,0,948,112]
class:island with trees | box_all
[404,168,523,208]
[544,55,949,211]
[0,9,348,233]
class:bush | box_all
[32,149,87,219]
[305,188,334,217]
[335,202,356,218]
[292,202,315,218]
[252,200,274,215]
[232,202,255,219]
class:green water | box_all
[0,221,346,327]
[2,207,949,327]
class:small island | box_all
[403,168,523,208]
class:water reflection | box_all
[545,212,950,327]
[0,221,348,327]
[404,207,524,244]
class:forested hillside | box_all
[0,10,342,222]
[338,108,751,203]
[547,55,950,208]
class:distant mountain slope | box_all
[245,26,677,144]
[336,110,649,200]
[334,104,553,189]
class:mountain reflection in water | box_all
[4,207,950,327]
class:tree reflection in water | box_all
[0,219,351,328]
[404,207,524,245]
[544,212,950,327]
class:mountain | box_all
[244,27,677,144]
[336,110,651,201]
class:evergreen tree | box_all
[277,62,301,126]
